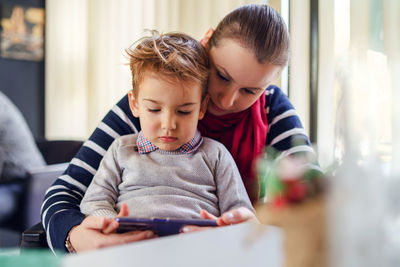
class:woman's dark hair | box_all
[209,4,289,66]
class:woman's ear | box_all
[198,94,210,120]
[200,28,214,49]
[128,90,139,118]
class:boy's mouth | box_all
[160,136,178,143]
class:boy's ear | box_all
[198,94,209,120]
[128,90,139,118]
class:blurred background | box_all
[2,0,396,170]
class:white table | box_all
[62,222,284,267]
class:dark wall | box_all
[0,0,45,138]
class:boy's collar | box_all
[136,130,202,154]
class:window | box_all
[317,0,397,169]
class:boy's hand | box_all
[181,207,257,233]
[201,207,257,226]
[102,203,129,234]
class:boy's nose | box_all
[161,113,176,130]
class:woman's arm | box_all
[80,138,123,218]
[40,94,141,253]
[265,85,321,171]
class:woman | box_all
[41,4,319,253]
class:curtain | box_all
[45,0,262,140]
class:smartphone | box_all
[115,217,218,236]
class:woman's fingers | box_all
[70,216,156,252]
[98,230,155,248]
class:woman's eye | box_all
[242,88,256,95]
[148,109,160,113]
[216,70,229,82]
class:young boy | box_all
[80,32,253,224]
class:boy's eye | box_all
[147,109,160,113]
[216,70,229,82]
[178,110,191,115]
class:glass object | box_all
[329,0,400,266]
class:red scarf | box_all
[198,95,268,202]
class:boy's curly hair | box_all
[126,31,209,98]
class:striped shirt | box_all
[41,85,320,253]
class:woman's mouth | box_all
[209,100,227,113]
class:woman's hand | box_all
[69,203,155,252]
[69,216,154,252]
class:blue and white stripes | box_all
[41,95,140,253]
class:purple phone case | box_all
[115,217,218,236]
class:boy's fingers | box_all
[118,203,129,217]
[180,225,213,234]
[219,207,256,225]
[102,220,119,234]
[82,216,112,230]
[199,209,218,220]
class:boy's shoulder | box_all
[197,137,234,165]
[200,137,229,154]
[202,136,223,146]
[112,133,139,150]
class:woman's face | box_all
[207,39,282,116]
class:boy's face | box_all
[129,71,208,151]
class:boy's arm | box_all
[214,143,255,215]
[188,144,255,229]
[40,94,140,253]
[80,139,122,219]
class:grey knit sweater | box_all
[80,133,253,219]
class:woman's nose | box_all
[218,88,237,109]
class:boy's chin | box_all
[156,143,181,151]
